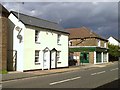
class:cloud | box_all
[1,2,118,39]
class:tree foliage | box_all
[108,44,120,58]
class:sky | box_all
[1,0,119,39]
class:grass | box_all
[0,70,8,74]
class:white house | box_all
[108,36,120,46]
[7,11,69,72]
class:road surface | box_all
[2,62,119,88]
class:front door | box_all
[51,51,56,69]
[43,50,50,69]
[80,53,89,63]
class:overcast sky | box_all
[1,1,118,39]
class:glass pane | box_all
[35,51,39,56]
[35,57,39,62]
[96,52,101,63]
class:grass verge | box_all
[0,70,8,74]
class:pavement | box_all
[1,61,117,82]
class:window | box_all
[96,52,101,63]
[104,42,107,48]
[35,30,40,43]
[57,51,61,62]
[35,50,40,64]
[69,41,72,46]
[57,34,61,45]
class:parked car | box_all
[69,59,77,66]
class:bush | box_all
[108,44,120,61]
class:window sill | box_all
[57,62,61,64]
[35,42,41,44]
[57,43,61,46]
[35,63,40,65]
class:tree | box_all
[108,44,120,61]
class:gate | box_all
[7,50,17,71]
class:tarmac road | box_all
[2,62,119,88]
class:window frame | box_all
[57,34,61,45]
[57,51,61,63]
[35,50,40,64]
[35,30,40,44]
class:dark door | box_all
[80,53,89,63]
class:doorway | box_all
[50,48,57,69]
[7,50,17,71]
[43,48,50,70]
[80,52,89,63]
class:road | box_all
[2,62,119,88]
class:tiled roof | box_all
[66,27,108,41]
[10,11,69,34]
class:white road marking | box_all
[91,73,97,76]
[49,76,81,85]
[97,71,106,74]
[110,68,118,71]
[91,71,106,76]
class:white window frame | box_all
[104,42,107,48]
[57,51,61,63]
[35,30,40,44]
[98,40,101,47]
[69,41,72,46]
[35,50,40,64]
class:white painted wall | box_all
[9,13,68,71]
[23,26,68,70]
[94,51,96,64]
[108,37,120,46]
[8,13,25,72]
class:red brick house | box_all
[66,27,109,65]
[0,4,10,71]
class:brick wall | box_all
[0,17,2,70]
[0,16,8,70]
[89,52,94,64]
[71,38,97,46]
